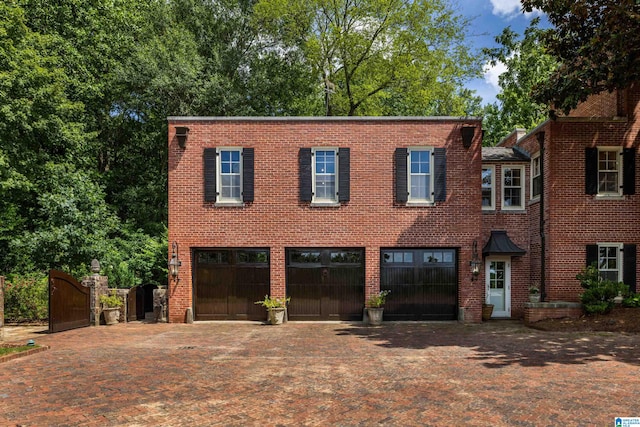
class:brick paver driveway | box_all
[1,321,639,426]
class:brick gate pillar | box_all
[0,276,4,340]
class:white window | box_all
[312,148,338,203]
[217,148,242,203]
[598,243,623,282]
[531,153,541,199]
[408,148,434,203]
[598,147,622,196]
[482,166,495,210]
[502,165,525,210]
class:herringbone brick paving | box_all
[1,321,638,426]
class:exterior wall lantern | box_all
[461,126,476,149]
[470,240,481,280]
[169,241,182,280]
[175,126,189,149]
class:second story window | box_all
[482,166,494,210]
[531,153,541,199]
[585,146,635,197]
[408,148,433,203]
[502,166,524,210]
[219,149,242,201]
[598,147,622,196]
[313,148,338,202]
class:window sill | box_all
[594,194,625,201]
[500,208,527,214]
[405,202,436,207]
[214,202,245,208]
[310,202,341,208]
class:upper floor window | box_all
[204,147,254,205]
[299,148,350,205]
[219,149,242,202]
[482,166,494,210]
[394,147,446,205]
[502,165,524,210]
[531,153,541,199]
[408,148,433,203]
[585,146,635,197]
[312,148,338,203]
[598,147,622,196]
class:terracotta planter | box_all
[103,308,120,325]
[481,304,494,321]
[367,307,384,326]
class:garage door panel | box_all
[382,248,457,321]
[287,248,364,321]
[194,249,269,321]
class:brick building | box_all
[167,84,640,323]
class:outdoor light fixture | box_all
[169,241,182,280]
[175,126,189,148]
[470,240,481,280]
[461,126,476,149]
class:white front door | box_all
[485,257,511,318]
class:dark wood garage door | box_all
[286,248,365,321]
[194,249,270,321]
[381,248,458,320]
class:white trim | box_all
[407,147,435,204]
[481,165,495,210]
[501,165,525,210]
[596,147,623,197]
[596,242,624,282]
[216,147,243,203]
[530,152,541,200]
[485,256,511,318]
[311,147,339,204]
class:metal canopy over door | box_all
[194,248,270,321]
[286,248,364,321]
[49,270,91,333]
[381,248,458,320]
[485,257,511,317]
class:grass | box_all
[0,344,39,357]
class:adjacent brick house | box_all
[167,84,640,324]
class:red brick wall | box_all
[481,162,531,319]
[168,118,484,323]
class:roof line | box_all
[167,116,483,122]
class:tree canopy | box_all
[522,0,640,115]
[482,19,556,145]
[0,0,485,284]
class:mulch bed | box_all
[529,307,640,333]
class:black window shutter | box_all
[434,148,447,202]
[395,148,408,203]
[623,148,635,195]
[299,148,312,202]
[242,148,254,202]
[204,148,217,202]
[586,244,598,267]
[585,147,598,195]
[624,244,636,292]
[338,148,350,202]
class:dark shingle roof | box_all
[482,147,530,162]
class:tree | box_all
[522,0,640,115]
[482,20,556,145]
[255,0,483,116]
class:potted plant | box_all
[254,295,290,325]
[100,290,123,325]
[482,303,494,321]
[529,284,541,303]
[365,290,390,326]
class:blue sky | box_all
[458,0,547,106]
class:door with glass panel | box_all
[485,257,511,318]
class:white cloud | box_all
[489,0,542,19]
[483,60,508,91]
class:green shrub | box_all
[3,273,48,322]
[577,264,629,314]
[623,293,640,307]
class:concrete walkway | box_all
[1,321,639,426]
